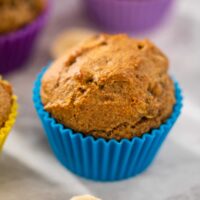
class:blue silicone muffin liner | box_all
[33,67,183,181]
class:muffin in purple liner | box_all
[85,0,174,33]
[0,0,49,74]
[33,34,183,181]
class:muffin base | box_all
[33,67,183,181]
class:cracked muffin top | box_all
[0,0,45,34]
[0,77,13,128]
[41,34,175,140]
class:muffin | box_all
[33,34,182,181]
[0,77,18,150]
[85,0,174,33]
[51,28,96,59]
[0,0,49,74]
[41,34,175,140]
[70,195,101,200]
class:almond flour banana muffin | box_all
[0,0,45,34]
[0,77,17,151]
[41,34,175,140]
[35,33,182,181]
[0,78,12,128]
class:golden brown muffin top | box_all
[41,34,175,140]
[0,77,13,128]
[0,0,45,34]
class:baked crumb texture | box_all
[41,34,175,140]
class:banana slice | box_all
[51,28,96,59]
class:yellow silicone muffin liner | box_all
[0,96,18,151]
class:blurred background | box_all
[0,0,200,199]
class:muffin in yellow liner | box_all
[0,96,18,151]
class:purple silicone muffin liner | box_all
[0,3,49,74]
[85,0,174,33]
[33,67,183,181]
